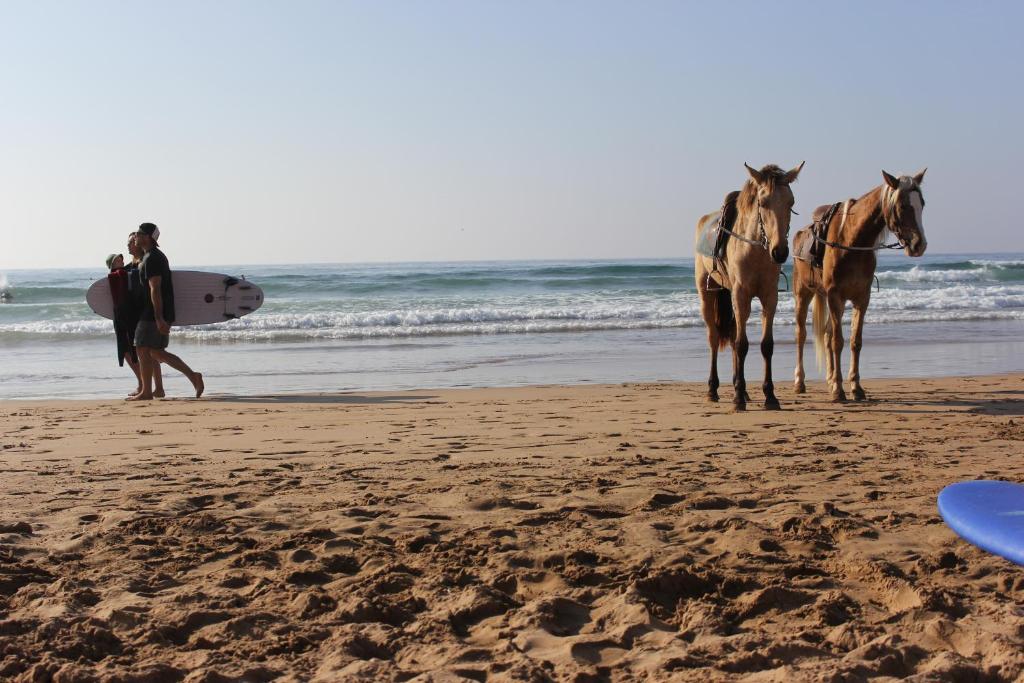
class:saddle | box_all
[696,190,740,262]
[794,201,843,268]
[713,190,741,261]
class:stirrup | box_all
[704,269,725,292]
[777,270,790,292]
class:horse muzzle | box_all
[906,237,928,257]
[771,245,789,264]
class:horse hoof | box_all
[764,400,782,411]
[706,393,719,403]
[853,388,867,401]
[794,383,806,394]
[733,402,747,413]
[832,393,847,403]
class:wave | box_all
[3,310,1022,344]
[2,286,1022,342]
[255,268,693,296]
[876,262,1024,283]
[968,259,1024,268]
[5,259,1024,308]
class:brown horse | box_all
[695,162,803,411]
[792,170,927,401]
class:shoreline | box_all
[2,375,1024,680]
[4,254,1024,402]
[4,318,1024,401]
[1,369,1024,404]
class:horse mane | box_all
[737,164,791,214]
[881,175,916,216]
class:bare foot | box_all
[191,373,204,399]
[126,393,153,402]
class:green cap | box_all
[106,253,122,271]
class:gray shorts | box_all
[134,320,169,349]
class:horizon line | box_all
[3,249,1024,273]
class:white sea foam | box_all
[3,257,1024,343]
[876,266,988,283]
[968,259,1024,268]
[2,284,1023,342]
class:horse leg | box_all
[794,288,809,394]
[823,322,834,390]
[760,290,780,410]
[731,291,752,411]
[699,290,720,402]
[849,300,868,401]
[827,292,847,402]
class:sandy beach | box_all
[2,375,1024,681]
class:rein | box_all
[708,201,796,293]
[810,232,905,252]
[811,199,906,252]
[716,204,772,250]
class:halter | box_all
[881,187,923,249]
[708,202,793,293]
[716,202,773,251]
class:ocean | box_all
[1,255,1022,400]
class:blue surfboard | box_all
[938,480,1024,566]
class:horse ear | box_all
[745,163,764,185]
[912,168,927,185]
[783,161,805,184]
[882,170,900,190]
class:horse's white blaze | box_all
[910,192,924,232]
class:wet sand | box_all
[2,375,1024,681]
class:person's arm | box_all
[149,275,170,334]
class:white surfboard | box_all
[86,270,264,325]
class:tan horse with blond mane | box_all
[695,162,804,411]
[792,170,928,401]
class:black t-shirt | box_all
[139,248,175,324]
[125,264,145,315]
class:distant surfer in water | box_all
[127,223,204,401]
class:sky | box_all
[1,1,1022,269]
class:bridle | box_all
[716,201,793,252]
[810,189,921,252]
[707,199,795,293]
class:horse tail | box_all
[812,290,828,371]
[715,288,735,351]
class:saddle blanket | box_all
[793,226,818,265]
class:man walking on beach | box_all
[127,223,204,401]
